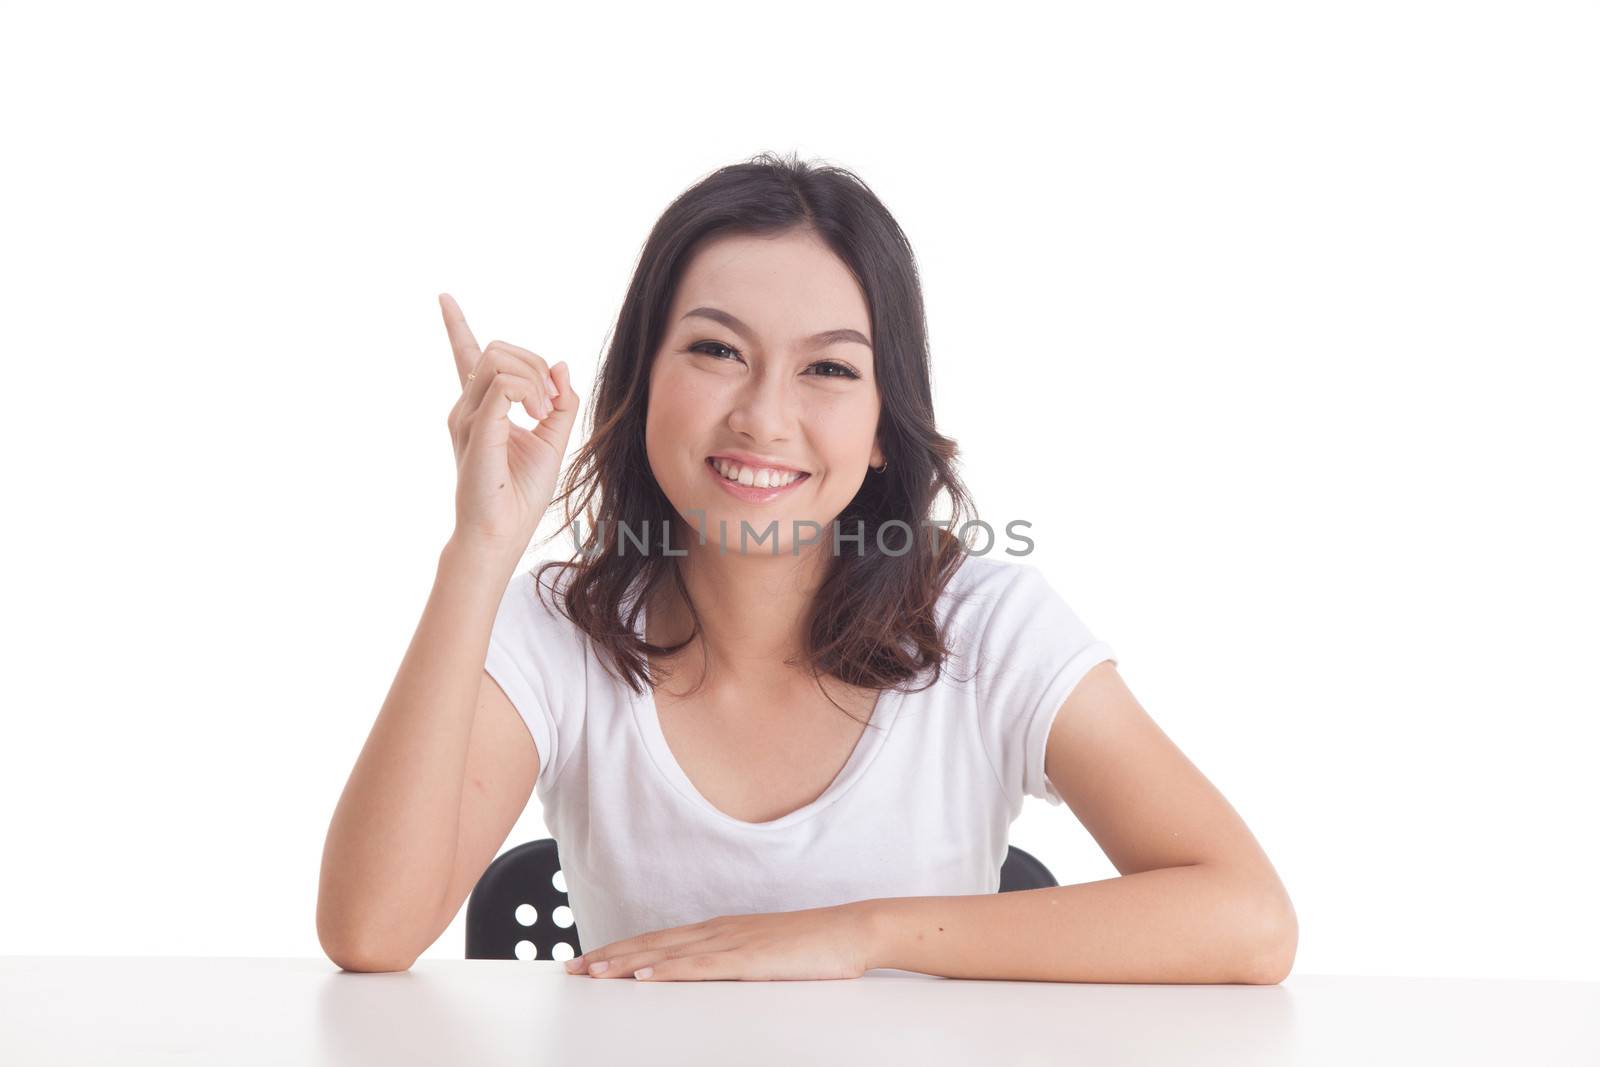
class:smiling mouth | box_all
[705,456,811,490]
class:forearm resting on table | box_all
[859,863,1297,984]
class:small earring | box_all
[872,459,889,473]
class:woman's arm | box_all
[318,295,580,972]
[316,537,533,972]
[865,660,1297,982]
[861,863,1293,983]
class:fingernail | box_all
[546,376,559,398]
[635,967,654,979]
[565,957,583,972]
[589,960,609,974]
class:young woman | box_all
[317,153,1297,984]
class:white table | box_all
[1,957,1595,1065]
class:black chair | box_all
[465,837,1059,961]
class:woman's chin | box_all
[675,504,835,556]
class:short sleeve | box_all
[968,563,1118,808]
[482,566,589,795]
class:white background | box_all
[1,1,1594,981]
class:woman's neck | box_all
[647,540,832,691]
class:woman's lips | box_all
[704,457,811,504]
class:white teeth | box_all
[711,458,802,488]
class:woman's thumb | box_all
[534,360,580,441]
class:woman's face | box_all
[645,228,883,558]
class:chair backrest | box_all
[465,837,1058,961]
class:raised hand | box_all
[439,293,580,560]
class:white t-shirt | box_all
[483,552,1117,951]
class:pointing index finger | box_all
[438,292,483,387]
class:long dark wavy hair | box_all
[532,151,979,722]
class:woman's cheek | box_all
[805,392,878,449]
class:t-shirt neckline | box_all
[627,586,904,832]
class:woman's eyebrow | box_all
[681,306,872,350]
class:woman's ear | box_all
[869,439,885,469]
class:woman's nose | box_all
[725,373,798,439]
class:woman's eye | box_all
[690,340,740,361]
[809,361,861,380]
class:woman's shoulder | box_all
[938,552,1050,617]
[490,562,589,660]
[934,552,1095,654]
